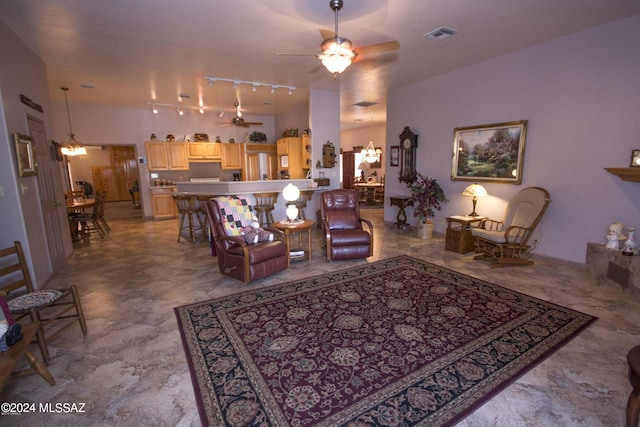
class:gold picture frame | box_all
[14,133,38,177]
[451,120,527,184]
[630,149,640,168]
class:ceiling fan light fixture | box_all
[319,39,356,74]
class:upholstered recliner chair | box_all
[321,189,374,261]
[471,187,551,267]
[205,196,288,283]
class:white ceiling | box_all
[1,0,639,131]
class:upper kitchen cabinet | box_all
[145,141,189,171]
[188,142,221,162]
[220,143,244,170]
[277,137,305,179]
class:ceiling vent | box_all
[424,27,457,41]
[353,101,378,107]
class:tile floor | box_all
[1,209,639,426]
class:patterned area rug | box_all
[175,256,596,427]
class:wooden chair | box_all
[0,241,87,364]
[373,175,385,206]
[471,187,551,267]
[321,189,374,261]
[0,322,55,389]
[96,190,110,232]
[253,192,278,227]
[173,193,206,243]
[73,190,107,239]
[294,191,313,220]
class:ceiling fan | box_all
[276,0,400,76]
[218,102,263,127]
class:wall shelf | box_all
[605,168,640,182]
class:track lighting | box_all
[204,76,295,95]
[218,111,224,118]
[177,108,183,116]
[199,108,204,114]
[152,104,158,114]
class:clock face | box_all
[403,138,412,149]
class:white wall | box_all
[385,15,640,264]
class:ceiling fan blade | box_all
[274,52,317,57]
[319,28,335,41]
[354,40,400,56]
[244,122,263,126]
[218,123,232,128]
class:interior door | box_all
[92,166,119,201]
[27,115,67,272]
[342,151,355,189]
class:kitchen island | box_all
[175,179,321,223]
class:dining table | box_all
[66,199,95,241]
[354,182,384,205]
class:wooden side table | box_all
[389,196,414,229]
[445,215,485,254]
[0,322,55,389]
[273,220,315,264]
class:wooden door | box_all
[110,146,138,200]
[342,151,355,189]
[92,166,119,201]
[267,153,278,180]
[28,115,67,273]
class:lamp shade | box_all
[462,183,487,217]
[462,183,488,198]
[282,184,300,203]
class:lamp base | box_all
[468,211,480,217]
[281,218,304,225]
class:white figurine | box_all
[622,227,637,255]
[605,222,626,250]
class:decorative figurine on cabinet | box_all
[605,222,626,250]
[622,227,638,256]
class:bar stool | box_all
[173,194,206,243]
[295,191,314,220]
[253,192,278,227]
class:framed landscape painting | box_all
[451,120,527,184]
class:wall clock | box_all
[399,126,418,183]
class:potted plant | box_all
[249,131,267,143]
[406,173,448,239]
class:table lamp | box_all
[282,184,302,224]
[462,183,488,217]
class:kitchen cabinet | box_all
[187,142,221,162]
[220,143,244,170]
[145,141,189,171]
[151,187,177,220]
[277,137,305,179]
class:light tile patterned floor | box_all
[1,210,638,426]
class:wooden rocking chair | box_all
[471,187,551,267]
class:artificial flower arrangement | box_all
[406,173,448,224]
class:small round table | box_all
[273,220,315,264]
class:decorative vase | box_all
[416,221,433,240]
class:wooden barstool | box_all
[173,194,206,243]
[253,192,278,227]
[295,191,313,220]
[627,345,640,426]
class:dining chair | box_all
[0,241,88,365]
[74,191,106,239]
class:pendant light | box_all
[60,87,87,156]
[361,118,381,163]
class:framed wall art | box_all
[451,120,527,184]
[14,133,38,177]
[390,146,399,167]
[630,149,640,167]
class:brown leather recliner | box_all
[205,197,288,283]
[321,189,374,261]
